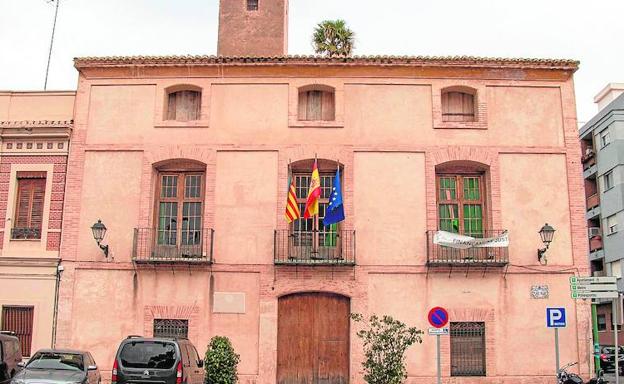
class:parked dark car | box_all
[10,349,101,384]
[0,331,22,384]
[599,345,624,373]
[112,336,204,384]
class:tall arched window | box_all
[290,159,342,258]
[442,87,476,122]
[436,161,488,236]
[166,86,201,121]
[153,159,206,258]
[298,86,335,121]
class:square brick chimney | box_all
[218,0,288,56]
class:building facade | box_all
[51,1,591,383]
[580,85,624,345]
[0,91,74,357]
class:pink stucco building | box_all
[51,1,591,383]
[0,91,74,357]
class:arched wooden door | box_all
[277,292,350,384]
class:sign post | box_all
[428,307,449,384]
[547,307,566,377]
[570,276,619,382]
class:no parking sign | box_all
[428,307,449,329]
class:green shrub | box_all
[351,313,423,384]
[204,336,240,384]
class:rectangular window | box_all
[1,306,34,357]
[153,319,189,339]
[597,314,607,331]
[600,129,611,148]
[607,215,618,235]
[450,322,486,376]
[156,172,205,258]
[12,172,46,240]
[612,260,622,279]
[167,90,201,121]
[442,91,475,122]
[298,90,335,121]
[292,173,337,247]
[604,171,614,191]
[247,0,258,11]
[437,174,485,236]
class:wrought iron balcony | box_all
[274,229,356,266]
[10,227,41,240]
[132,228,213,264]
[426,230,509,266]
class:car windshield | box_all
[120,341,177,369]
[27,352,84,371]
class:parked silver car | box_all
[11,349,100,384]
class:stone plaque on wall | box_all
[531,285,549,299]
[213,292,246,314]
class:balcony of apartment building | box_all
[581,136,598,179]
[426,230,509,268]
[586,174,601,220]
[132,227,214,265]
[274,229,356,266]
[588,226,604,260]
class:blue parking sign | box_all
[546,307,566,328]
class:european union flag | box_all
[322,167,345,226]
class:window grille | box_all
[153,319,189,339]
[247,0,258,11]
[2,306,34,356]
[450,322,486,376]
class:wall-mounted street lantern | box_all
[91,219,109,257]
[537,223,555,265]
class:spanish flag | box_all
[285,172,301,223]
[304,159,321,218]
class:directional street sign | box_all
[570,276,617,284]
[570,275,618,300]
[571,284,617,291]
[572,291,619,299]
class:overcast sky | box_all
[1,0,622,124]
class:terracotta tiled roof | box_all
[0,120,73,128]
[74,55,579,70]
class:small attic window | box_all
[247,0,258,11]
[298,87,335,121]
[166,89,201,121]
[442,88,476,122]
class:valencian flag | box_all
[284,165,301,223]
[303,159,321,218]
[322,167,345,226]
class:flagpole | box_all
[44,0,61,90]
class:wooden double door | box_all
[277,292,350,384]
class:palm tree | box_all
[312,20,355,57]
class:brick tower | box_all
[218,0,288,56]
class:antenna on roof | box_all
[44,0,60,90]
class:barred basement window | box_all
[247,0,258,11]
[153,319,189,339]
[450,322,486,376]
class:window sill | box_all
[434,121,487,130]
[154,120,209,129]
[9,238,42,242]
[607,231,618,237]
[289,120,344,129]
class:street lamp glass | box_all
[539,223,555,245]
[91,219,107,243]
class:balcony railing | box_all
[587,193,600,210]
[132,228,214,264]
[590,235,603,252]
[274,229,355,265]
[582,150,596,169]
[10,227,41,240]
[426,230,509,266]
